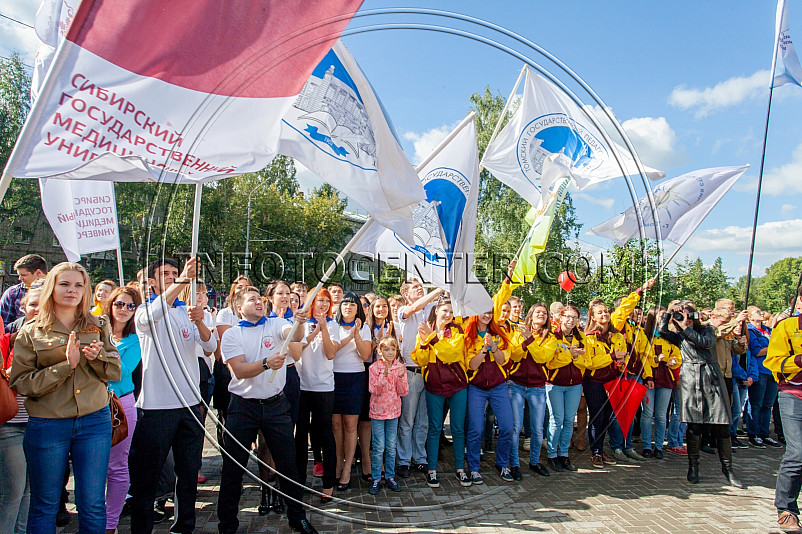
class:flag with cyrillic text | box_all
[40,178,120,262]
[278,40,425,243]
[352,114,493,316]
[588,165,750,246]
[773,0,802,88]
[4,0,363,185]
[481,66,664,206]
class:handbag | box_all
[0,366,18,425]
[109,390,128,446]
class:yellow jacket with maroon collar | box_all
[765,314,802,398]
[509,330,565,387]
[411,323,469,397]
[584,330,626,383]
[465,332,510,390]
[547,330,591,386]
[621,322,653,381]
[646,335,682,389]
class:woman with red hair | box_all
[291,288,340,503]
[464,310,513,484]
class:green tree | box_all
[743,256,802,312]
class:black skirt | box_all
[333,371,365,415]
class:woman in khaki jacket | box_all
[10,262,121,533]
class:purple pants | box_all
[105,392,138,530]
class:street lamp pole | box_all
[244,179,268,278]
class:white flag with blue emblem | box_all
[773,0,802,88]
[278,40,425,243]
[481,66,665,206]
[352,113,493,317]
[588,165,749,246]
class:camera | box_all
[672,310,699,322]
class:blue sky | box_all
[3,1,802,282]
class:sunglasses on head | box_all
[112,301,137,311]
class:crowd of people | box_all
[0,253,800,533]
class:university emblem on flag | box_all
[262,336,275,350]
[517,113,608,190]
[401,167,469,270]
[286,49,377,170]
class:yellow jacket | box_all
[546,331,590,386]
[646,335,682,388]
[765,315,802,390]
[411,324,469,396]
[584,331,626,382]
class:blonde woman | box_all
[10,263,121,532]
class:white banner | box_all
[40,178,120,261]
[278,41,425,243]
[482,66,664,206]
[353,114,493,317]
[588,165,750,246]
[773,0,802,88]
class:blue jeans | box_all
[467,384,513,471]
[508,382,546,466]
[748,373,779,438]
[24,406,111,534]
[0,422,29,534]
[640,387,672,451]
[730,382,749,436]
[397,371,428,466]
[426,388,467,471]
[371,418,399,481]
[545,384,582,458]
[776,392,802,515]
[666,388,687,447]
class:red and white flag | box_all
[3,0,363,185]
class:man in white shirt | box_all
[216,287,317,534]
[129,257,217,534]
[395,279,443,478]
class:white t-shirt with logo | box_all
[333,324,371,373]
[298,319,340,392]
[197,310,217,371]
[215,306,238,328]
[398,302,436,368]
[221,318,290,399]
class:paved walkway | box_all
[60,422,786,533]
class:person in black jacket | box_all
[658,300,743,488]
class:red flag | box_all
[604,377,647,440]
[5,0,363,184]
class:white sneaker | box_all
[522,438,531,451]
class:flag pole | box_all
[743,86,774,307]
[189,183,203,306]
[116,247,125,286]
[269,217,375,383]
[479,65,526,169]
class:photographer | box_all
[658,300,742,488]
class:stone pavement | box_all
[60,421,787,534]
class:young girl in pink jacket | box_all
[367,336,409,494]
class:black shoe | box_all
[510,466,523,481]
[547,457,564,473]
[270,487,285,515]
[559,456,578,472]
[748,436,766,449]
[780,435,787,445]
[731,437,748,449]
[413,463,428,473]
[120,498,132,518]
[289,518,319,534]
[153,500,168,524]
[483,439,494,453]
[530,462,551,476]
[56,506,71,527]
[700,444,717,454]
[397,464,411,478]
[426,472,440,488]
[642,448,653,458]
[653,449,664,460]
[258,487,270,516]
[764,437,783,448]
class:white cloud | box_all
[668,70,769,117]
[782,203,797,216]
[574,192,614,210]
[686,218,802,258]
[0,1,39,65]
[620,116,685,170]
[762,143,802,196]
[585,106,683,170]
[403,122,460,166]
